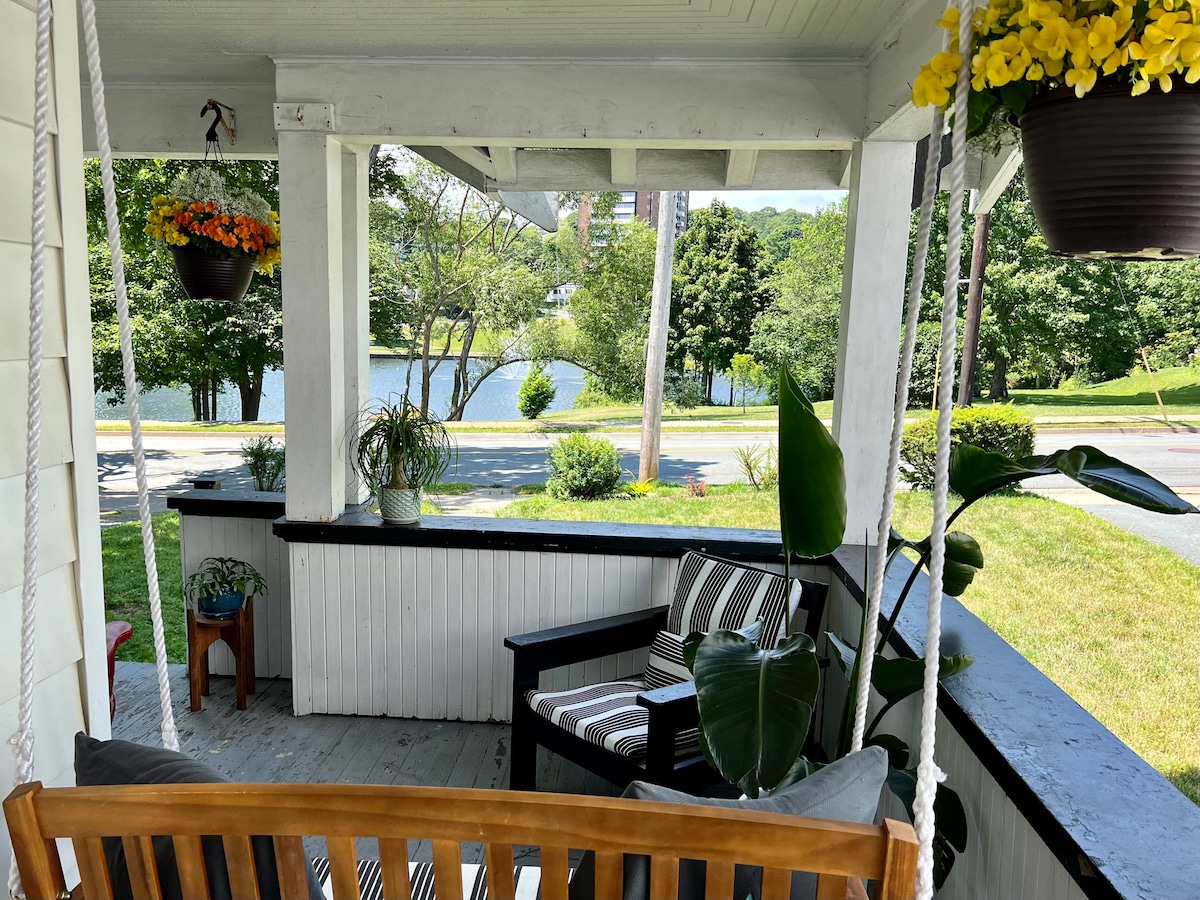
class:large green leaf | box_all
[691,629,821,796]
[949,444,1055,504]
[825,632,857,680]
[1051,445,1199,514]
[885,769,968,889]
[865,733,910,770]
[778,365,846,559]
[912,531,985,596]
[871,652,975,706]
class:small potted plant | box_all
[911,1,1200,259]
[184,557,267,620]
[351,397,455,525]
[145,167,281,301]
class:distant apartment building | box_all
[578,190,689,245]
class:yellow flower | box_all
[1065,64,1098,96]
[1088,16,1119,61]
[1131,76,1152,94]
[937,6,960,30]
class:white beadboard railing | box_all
[287,540,822,721]
[822,577,1089,900]
[179,513,291,678]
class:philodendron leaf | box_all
[913,531,985,596]
[887,527,910,557]
[949,444,1055,503]
[825,632,858,680]
[683,619,762,672]
[1049,444,1199,514]
[691,629,820,795]
[866,733,910,770]
[871,652,975,706]
[885,769,968,889]
[778,364,846,559]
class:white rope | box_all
[850,100,947,755]
[79,0,179,753]
[912,1,975,896]
[8,0,53,894]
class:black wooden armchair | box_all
[504,551,829,793]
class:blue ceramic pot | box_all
[199,588,245,620]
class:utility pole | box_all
[639,191,679,483]
[957,210,991,407]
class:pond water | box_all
[94,359,749,422]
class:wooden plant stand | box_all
[187,598,255,711]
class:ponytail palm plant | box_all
[351,397,455,523]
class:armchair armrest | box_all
[637,680,700,733]
[504,605,669,675]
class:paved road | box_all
[96,428,1200,564]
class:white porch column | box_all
[832,141,917,544]
[279,131,346,522]
[342,145,371,505]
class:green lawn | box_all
[979,366,1199,420]
[503,488,1200,803]
[102,512,187,664]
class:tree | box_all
[750,199,847,400]
[565,221,657,402]
[726,353,766,413]
[368,151,554,421]
[669,201,778,401]
[732,206,813,260]
[517,363,557,419]
[85,159,284,421]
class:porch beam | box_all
[447,145,497,179]
[341,145,370,506]
[973,144,1022,214]
[279,131,346,522]
[490,146,519,183]
[610,148,637,187]
[406,145,489,191]
[832,141,918,544]
[275,59,866,146]
[482,148,849,191]
[724,149,759,187]
[864,0,944,141]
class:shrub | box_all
[900,405,1035,491]
[573,386,614,409]
[684,475,707,497]
[1144,329,1199,371]
[734,445,778,491]
[546,434,623,500]
[623,481,654,498]
[665,372,706,409]
[241,435,285,492]
[517,363,557,419]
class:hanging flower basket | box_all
[1020,85,1200,259]
[169,243,256,302]
[912,1,1200,260]
[146,167,281,302]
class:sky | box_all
[688,189,846,213]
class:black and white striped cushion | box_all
[526,679,701,759]
[643,630,691,690]
[667,552,791,649]
[312,858,545,899]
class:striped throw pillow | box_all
[666,552,791,649]
[644,630,692,690]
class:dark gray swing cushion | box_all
[74,733,324,900]
[568,745,888,900]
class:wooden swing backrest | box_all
[5,781,917,900]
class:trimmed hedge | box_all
[546,434,623,500]
[517,363,557,419]
[900,405,1036,491]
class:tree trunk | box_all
[210,378,219,422]
[729,382,734,407]
[420,320,435,416]
[957,211,991,408]
[238,369,264,421]
[198,376,210,421]
[191,386,202,421]
[447,318,479,422]
[988,352,1008,400]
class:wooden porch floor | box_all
[111,663,615,860]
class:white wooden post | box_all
[279,130,346,522]
[342,144,371,505]
[832,141,917,544]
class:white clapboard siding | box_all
[179,513,292,677]
[0,0,106,882]
[288,541,822,722]
[824,579,1088,900]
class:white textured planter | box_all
[378,487,423,524]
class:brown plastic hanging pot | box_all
[169,243,256,302]
[1019,84,1200,260]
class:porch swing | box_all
[3,0,988,897]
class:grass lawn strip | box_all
[102,512,186,665]
[502,488,1200,804]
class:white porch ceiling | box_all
[90,0,919,82]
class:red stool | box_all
[105,620,134,721]
[187,598,255,711]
